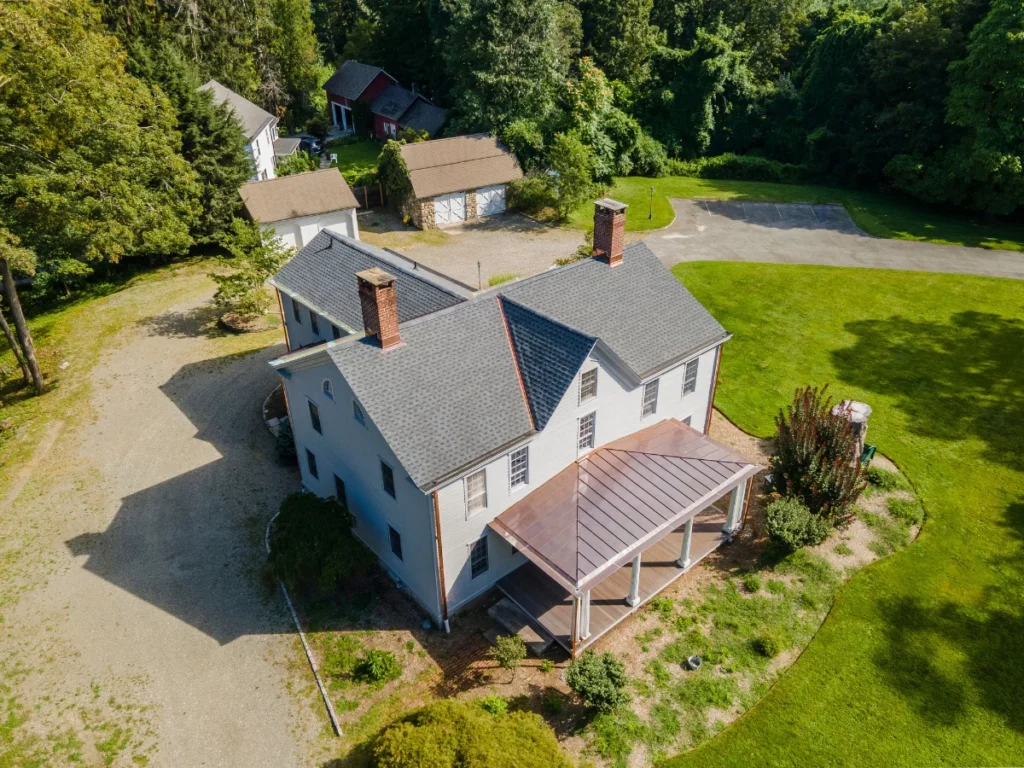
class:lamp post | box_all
[649,185,654,219]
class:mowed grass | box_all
[566,176,1024,252]
[662,263,1024,766]
[324,139,382,185]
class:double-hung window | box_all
[683,359,699,396]
[310,311,320,336]
[578,412,596,452]
[509,446,529,489]
[308,400,322,433]
[466,469,487,515]
[470,537,489,579]
[389,525,403,560]
[642,379,659,418]
[331,324,343,340]
[579,368,598,402]
[306,449,318,479]
[292,298,302,323]
[381,461,396,499]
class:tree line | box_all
[0,0,1020,392]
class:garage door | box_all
[476,184,506,217]
[433,192,466,226]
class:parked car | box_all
[299,136,322,155]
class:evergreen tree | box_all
[131,41,254,241]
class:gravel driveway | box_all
[393,212,585,288]
[0,286,320,766]
[647,199,1024,279]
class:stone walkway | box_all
[646,199,1024,279]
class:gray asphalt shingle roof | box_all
[276,237,729,491]
[371,85,420,120]
[198,80,275,141]
[270,231,469,331]
[501,297,595,430]
[398,100,448,136]
[502,242,729,379]
[323,61,390,100]
[328,299,535,489]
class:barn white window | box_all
[682,359,699,396]
[642,379,659,418]
[465,469,488,515]
[579,368,598,403]
[509,446,529,489]
[578,412,596,452]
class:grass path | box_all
[565,177,1024,253]
[661,264,1024,766]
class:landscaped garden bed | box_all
[275,404,922,768]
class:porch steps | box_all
[487,598,555,656]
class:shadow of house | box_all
[65,344,300,645]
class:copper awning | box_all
[489,419,760,593]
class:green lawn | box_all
[566,176,1024,252]
[661,263,1024,766]
[323,139,382,186]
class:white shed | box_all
[240,169,360,249]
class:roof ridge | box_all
[498,295,597,345]
[498,240,652,294]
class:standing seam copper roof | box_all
[489,419,760,591]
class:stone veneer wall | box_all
[464,190,478,220]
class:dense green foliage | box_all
[765,496,831,550]
[276,151,321,177]
[211,220,294,317]
[355,650,403,686]
[489,635,527,681]
[371,699,570,768]
[378,140,413,206]
[770,385,866,518]
[566,650,630,711]
[668,262,1024,765]
[267,491,374,596]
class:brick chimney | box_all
[356,268,401,349]
[593,198,628,266]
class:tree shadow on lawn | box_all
[832,310,1024,734]
[832,310,1024,473]
[872,499,1024,734]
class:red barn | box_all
[323,61,397,134]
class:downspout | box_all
[704,345,723,435]
[275,288,292,352]
[432,490,450,633]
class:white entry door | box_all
[433,192,466,226]
[476,184,506,216]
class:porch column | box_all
[581,590,591,640]
[626,554,642,607]
[677,517,694,569]
[724,482,746,535]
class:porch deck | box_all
[497,502,729,654]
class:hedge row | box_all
[667,153,812,184]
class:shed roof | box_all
[489,419,761,591]
[240,169,359,224]
[371,85,421,120]
[199,80,275,141]
[323,61,392,100]
[398,100,448,136]
[399,134,523,199]
[270,230,469,331]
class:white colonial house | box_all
[200,79,279,181]
[240,169,360,249]
[267,200,759,655]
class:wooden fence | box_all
[351,184,386,209]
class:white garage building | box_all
[399,134,523,229]
[240,169,360,249]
